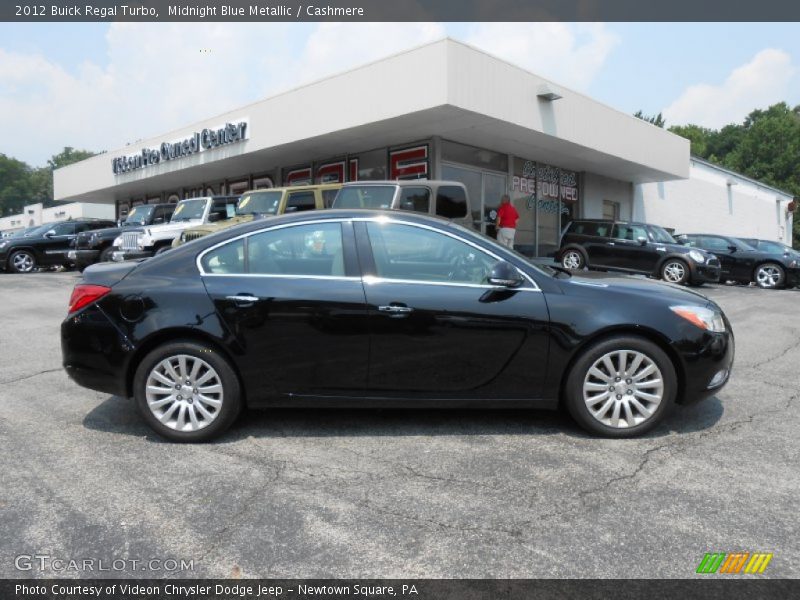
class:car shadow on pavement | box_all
[82,394,725,442]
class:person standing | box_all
[495,194,519,249]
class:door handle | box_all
[226,294,258,306]
[378,305,413,314]
[606,241,615,246]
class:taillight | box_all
[68,284,111,315]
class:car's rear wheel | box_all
[660,259,689,285]
[754,263,785,289]
[564,336,676,437]
[134,340,242,442]
[9,250,36,273]
[561,249,585,270]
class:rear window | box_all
[568,222,612,238]
[436,186,468,218]
[334,186,395,209]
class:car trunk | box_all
[82,260,142,287]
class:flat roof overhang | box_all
[55,105,685,204]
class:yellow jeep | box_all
[172,183,342,247]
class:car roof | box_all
[570,219,652,226]
[341,180,466,188]
[241,183,343,194]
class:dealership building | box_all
[53,38,794,255]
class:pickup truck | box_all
[331,180,474,230]
[172,184,341,247]
[69,203,175,271]
[112,196,240,261]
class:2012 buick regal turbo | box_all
[61,210,734,442]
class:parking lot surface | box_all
[0,272,798,578]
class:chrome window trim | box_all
[362,275,539,292]
[196,216,540,291]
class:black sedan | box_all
[62,210,734,441]
[675,233,800,289]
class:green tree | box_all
[0,154,34,216]
[634,110,666,128]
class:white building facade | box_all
[0,202,115,234]
[634,157,795,244]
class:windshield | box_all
[237,191,282,215]
[649,225,677,244]
[124,205,154,225]
[170,199,208,222]
[334,186,396,209]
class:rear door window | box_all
[435,186,468,218]
[569,222,612,238]
[286,191,317,212]
[398,187,431,213]
[612,224,648,241]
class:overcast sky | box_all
[1,22,799,166]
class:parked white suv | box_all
[112,196,239,261]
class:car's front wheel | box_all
[660,259,689,285]
[134,340,242,442]
[754,263,785,289]
[8,250,36,273]
[99,247,115,263]
[561,249,586,270]
[564,336,676,437]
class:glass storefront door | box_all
[441,164,507,238]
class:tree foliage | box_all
[666,103,800,247]
[634,110,666,128]
[0,147,97,217]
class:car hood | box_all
[145,219,204,235]
[561,270,712,306]
[186,214,257,235]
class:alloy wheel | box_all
[755,264,783,289]
[145,354,224,432]
[662,261,686,283]
[582,349,664,429]
[562,251,583,269]
[11,252,34,273]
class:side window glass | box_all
[398,187,430,213]
[435,186,468,219]
[321,189,338,209]
[366,222,495,284]
[700,236,728,251]
[248,223,344,276]
[286,191,316,212]
[201,239,245,274]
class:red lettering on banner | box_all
[285,167,312,186]
[316,161,345,184]
[390,146,428,180]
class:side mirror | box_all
[284,206,298,213]
[728,245,737,253]
[637,236,648,246]
[153,217,165,225]
[487,260,524,288]
[44,230,56,238]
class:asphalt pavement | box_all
[0,272,797,578]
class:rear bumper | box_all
[62,304,131,397]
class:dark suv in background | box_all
[558,219,721,285]
[69,203,175,271]
[675,233,800,289]
[0,219,116,273]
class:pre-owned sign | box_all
[112,121,248,175]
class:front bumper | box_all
[112,249,153,262]
[688,261,721,284]
[678,328,735,404]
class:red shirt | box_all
[497,203,519,229]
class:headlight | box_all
[670,305,726,332]
[180,232,187,242]
[112,236,122,247]
[688,250,705,263]
[0,241,8,249]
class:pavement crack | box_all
[742,336,800,371]
[0,367,62,386]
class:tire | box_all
[154,246,170,256]
[133,340,242,442]
[564,335,676,438]
[754,262,785,289]
[660,259,689,285]
[560,248,586,270]
[99,247,115,263]
[8,250,36,273]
